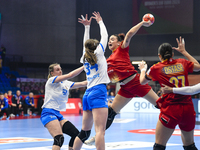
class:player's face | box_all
[16,90,21,96]
[0,95,4,99]
[29,93,33,98]
[108,35,120,51]
[8,91,12,96]
[52,65,62,76]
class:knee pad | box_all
[108,106,117,119]
[62,121,79,138]
[106,107,117,130]
[153,143,166,150]
[183,143,198,150]
[77,130,91,143]
[62,121,79,147]
[53,134,64,147]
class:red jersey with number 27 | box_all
[107,45,137,83]
[146,58,194,106]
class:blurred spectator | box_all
[70,88,80,98]
[4,92,7,98]
[107,85,112,96]
[79,87,86,100]
[12,90,23,116]
[37,89,44,115]
[0,45,6,66]
[16,78,46,94]
[0,92,10,120]
[38,89,44,95]
[23,92,36,116]
[107,91,115,107]
[6,90,14,116]
[6,91,12,104]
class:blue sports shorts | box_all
[83,84,108,111]
[40,108,64,126]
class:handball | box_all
[143,13,155,25]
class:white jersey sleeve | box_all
[42,76,75,111]
[80,25,90,63]
[173,83,200,95]
[98,20,108,53]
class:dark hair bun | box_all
[118,33,125,41]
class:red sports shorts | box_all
[159,104,196,131]
[118,73,151,98]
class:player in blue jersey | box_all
[73,12,110,150]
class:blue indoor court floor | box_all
[0,112,200,150]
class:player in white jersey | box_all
[40,63,87,150]
[72,12,110,150]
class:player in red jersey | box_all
[84,19,160,146]
[105,20,159,128]
[139,37,200,150]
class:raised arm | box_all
[122,20,152,49]
[173,36,200,71]
[92,11,108,49]
[54,66,84,83]
[138,61,150,85]
[78,14,92,53]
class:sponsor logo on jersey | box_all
[87,73,100,81]
[163,64,184,74]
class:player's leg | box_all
[60,119,79,150]
[92,107,108,150]
[110,94,132,113]
[106,94,131,129]
[180,104,197,150]
[85,94,132,145]
[73,110,93,150]
[143,88,158,106]
[153,120,174,150]
[45,120,64,150]
[181,130,198,150]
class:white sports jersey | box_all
[42,76,74,111]
[80,21,110,89]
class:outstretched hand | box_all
[160,84,173,94]
[173,36,186,54]
[138,60,147,72]
[142,20,152,27]
[91,11,102,24]
[78,14,92,26]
